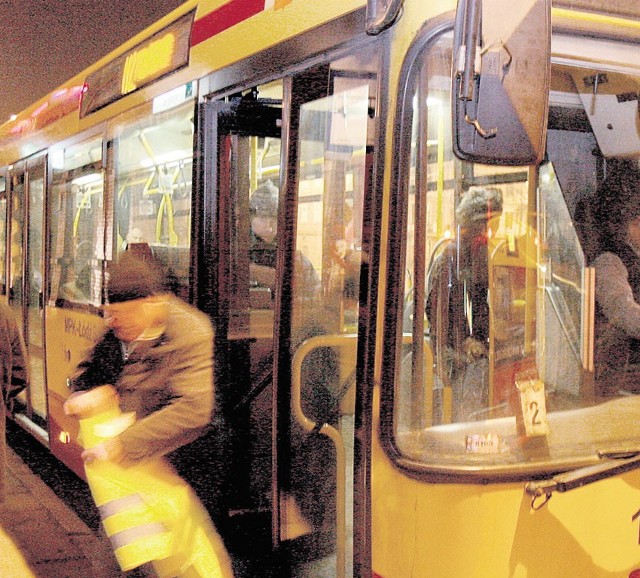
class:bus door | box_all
[8,155,48,435]
[199,50,377,575]
[197,86,284,563]
[278,59,377,578]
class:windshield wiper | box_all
[525,450,640,510]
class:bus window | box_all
[110,99,195,298]
[49,137,104,307]
[389,26,640,478]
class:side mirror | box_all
[452,0,551,165]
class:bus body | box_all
[1,0,640,576]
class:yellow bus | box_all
[1,0,640,575]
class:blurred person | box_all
[0,304,29,504]
[593,161,640,396]
[66,253,232,577]
[426,186,503,421]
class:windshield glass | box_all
[390,29,640,477]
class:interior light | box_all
[51,150,65,170]
[72,173,102,186]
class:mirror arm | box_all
[452,0,550,165]
[365,0,404,36]
[457,0,498,140]
[464,110,497,139]
[457,0,482,101]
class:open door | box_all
[196,86,285,572]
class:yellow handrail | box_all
[291,333,358,578]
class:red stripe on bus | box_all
[191,0,265,46]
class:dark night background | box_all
[0,0,185,122]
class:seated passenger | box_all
[426,186,503,421]
[593,161,640,396]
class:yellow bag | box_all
[66,386,234,578]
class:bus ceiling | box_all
[549,31,640,157]
[568,69,640,158]
[452,0,551,166]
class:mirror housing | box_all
[452,0,551,166]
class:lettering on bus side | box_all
[63,317,100,342]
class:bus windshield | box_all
[389,28,640,478]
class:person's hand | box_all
[463,337,486,362]
[81,437,124,463]
[249,263,276,290]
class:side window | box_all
[49,138,104,307]
[111,99,195,298]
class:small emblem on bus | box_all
[465,434,501,454]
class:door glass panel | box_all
[285,58,376,577]
[9,171,24,308]
[215,83,283,554]
[9,170,25,411]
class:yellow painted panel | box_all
[371,410,640,577]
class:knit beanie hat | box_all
[456,186,503,225]
[249,180,279,218]
[107,253,164,303]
